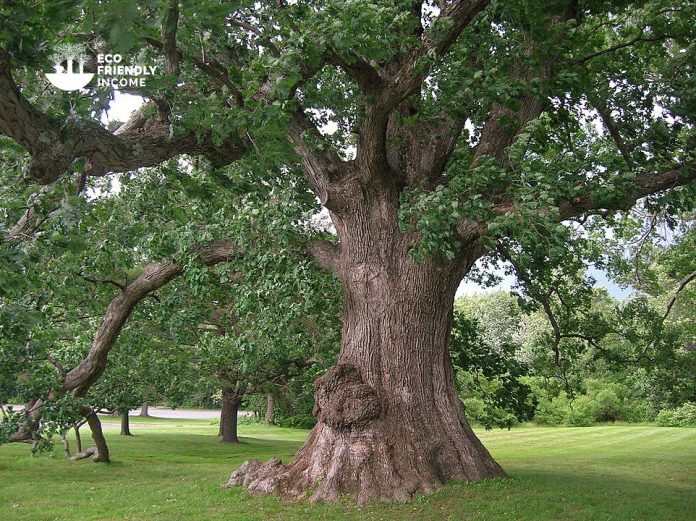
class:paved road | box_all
[128,407,224,419]
[4,405,251,420]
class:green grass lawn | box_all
[0,420,694,521]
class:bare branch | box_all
[571,31,667,65]
[286,109,348,207]
[75,271,126,291]
[662,269,696,322]
[143,37,244,106]
[358,0,490,176]
[590,96,634,169]
[45,354,67,380]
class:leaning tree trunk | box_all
[74,424,82,453]
[220,388,241,444]
[120,410,132,436]
[79,406,110,462]
[226,192,505,503]
[266,393,275,426]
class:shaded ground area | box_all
[0,422,694,520]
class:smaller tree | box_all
[449,307,536,429]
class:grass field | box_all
[0,419,694,521]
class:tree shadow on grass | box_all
[101,430,304,464]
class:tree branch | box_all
[662,269,696,322]
[143,37,244,106]
[0,51,247,185]
[358,0,490,177]
[308,239,339,272]
[286,109,349,207]
[590,96,634,169]
[162,0,180,76]
[327,53,382,95]
[557,163,696,221]
[571,31,667,66]
[75,271,126,291]
[62,239,240,396]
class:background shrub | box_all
[656,403,696,427]
[567,396,599,426]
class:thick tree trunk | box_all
[266,393,275,426]
[120,410,132,436]
[81,406,110,462]
[220,389,241,444]
[226,196,505,503]
[139,400,150,417]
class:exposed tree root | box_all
[223,364,505,504]
[70,447,97,460]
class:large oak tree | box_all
[2,0,695,504]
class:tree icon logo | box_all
[45,43,94,91]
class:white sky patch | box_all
[456,261,633,300]
[457,263,514,297]
[100,91,144,125]
[89,93,144,199]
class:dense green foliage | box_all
[455,284,696,428]
[655,403,696,427]
[0,157,341,445]
[450,307,537,429]
[1,0,696,510]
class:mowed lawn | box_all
[0,419,694,521]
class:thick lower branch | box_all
[63,239,238,396]
[557,164,696,221]
[308,240,339,272]
[0,52,246,185]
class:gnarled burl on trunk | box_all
[224,188,505,503]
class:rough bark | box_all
[60,431,71,459]
[71,447,97,461]
[80,406,110,463]
[0,51,247,185]
[266,393,275,426]
[139,401,150,417]
[3,0,694,502]
[5,240,238,455]
[220,389,241,444]
[62,262,183,396]
[120,410,132,436]
[225,192,504,504]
